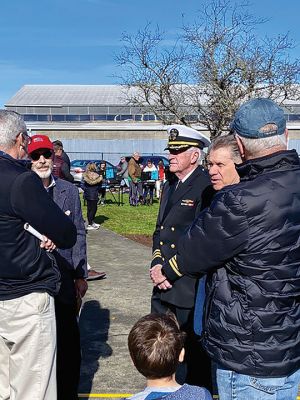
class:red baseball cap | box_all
[27,135,54,155]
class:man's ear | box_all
[179,348,185,363]
[191,149,200,165]
[235,135,245,161]
[16,132,23,144]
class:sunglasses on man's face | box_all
[31,150,53,161]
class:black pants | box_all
[86,199,98,225]
[99,187,106,202]
[151,294,212,391]
[55,298,81,400]
[143,183,155,204]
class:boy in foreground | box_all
[127,313,212,400]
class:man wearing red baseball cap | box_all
[28,134,88,400]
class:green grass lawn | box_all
[80,192,159,235]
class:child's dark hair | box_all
[128,313,185,379]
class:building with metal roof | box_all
[5,85,300,163]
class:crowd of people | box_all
[121,152,166,206]
[81,153,166,214]
[149,99,300,400]
[0,97,299,400]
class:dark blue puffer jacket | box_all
[163,150,300,377]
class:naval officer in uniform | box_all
[150,124,214,389]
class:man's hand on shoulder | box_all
[150,264,172,290]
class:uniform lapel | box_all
[170,180,191,206]
[168,166,201,209]
[160,182,176,221]
[53,181,67,211]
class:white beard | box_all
[36,169,52,179]
[31,166,52,179]
[31,157,53,179]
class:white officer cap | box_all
[165,124,211,150]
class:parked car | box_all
[70,159,117,184]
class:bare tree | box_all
[116,0,300,138]
[117,23,191,124]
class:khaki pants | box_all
[0,292,57,400]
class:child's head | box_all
[128,313,185,379]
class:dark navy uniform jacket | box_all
[151,165,213,308]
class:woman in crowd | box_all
[142,159,158,205]
[81,162,102,230]
[98,161,107,205]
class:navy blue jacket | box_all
[151,166,213,308]
[163,150,300,377]
[0,152,76,300]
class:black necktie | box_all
[176,180,182,190]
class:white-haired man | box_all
[28,134,88,400]
[0,111,76,399]
[128,151,143,206]
[150,124,214,389]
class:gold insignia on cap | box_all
[169,128,179,141]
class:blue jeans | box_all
[216,365,300,400]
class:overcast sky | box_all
[0,0,299,107]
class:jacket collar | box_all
[237,150,299,181]
[160,166,204,220]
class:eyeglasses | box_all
[21,131,32,145]
[31,150,53,161]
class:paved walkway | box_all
[78,227,153,399]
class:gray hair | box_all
[186,146,204,164]
[208,135,242,164]
[235,124,287,157]
[0,110,27,150]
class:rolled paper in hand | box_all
[24,223,44,241]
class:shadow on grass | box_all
[94,215,109,225]
[79,300,112,394]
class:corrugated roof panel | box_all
[5,85,130,106]
[6,84,300,113]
